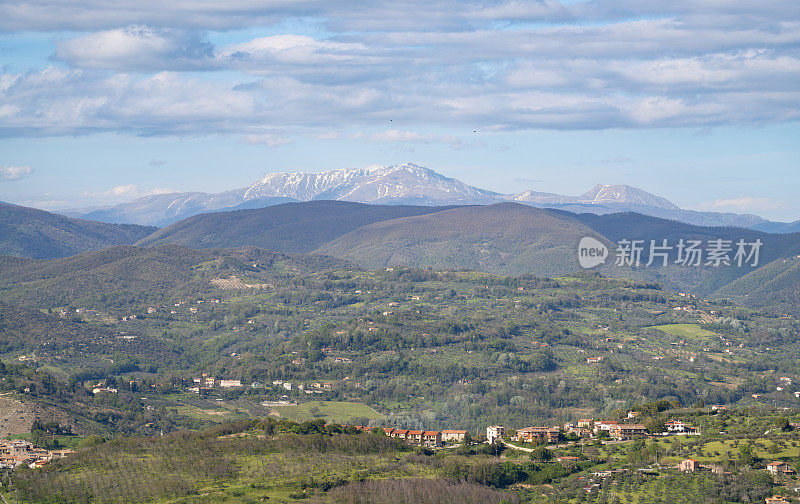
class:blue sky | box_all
[0,0,799,220]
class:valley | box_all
[1,192,800,503]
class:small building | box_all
[767,461,795,476]
[593,420,618,434]
[666,420,699,435]
[765,496,791,504]
[679,459,700,473]
[219,380,242,388]
[610,424,647,440]
[587,356,604,364]
[516,426,560,444]
[487,425,505,444]
[391,429,409,441]
[441,430,468,443]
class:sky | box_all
[0,0,799,221]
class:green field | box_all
[270,401,383,423]
[650,323,719,340]
[173,404,250,422]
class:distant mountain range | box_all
[60,163,789,230]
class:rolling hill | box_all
[713,255,800,315]
[0,201,156,259]
[137,200,454,252]
[0,244,350,312]
[315,203,605,276]
[128,201,800,306]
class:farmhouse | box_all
[665,420,699,435]
[766,461,795,476]
[679,459,700,472]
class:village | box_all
[342,412,799,504]
[0,439,72,469]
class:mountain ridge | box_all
[0,201,157,259]
[57,162,785,230]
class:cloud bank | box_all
[0,166,34,180]
[0,0,797,139]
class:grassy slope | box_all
[0,201,157,259]
[270,401,383,423]
[713,256,800,315]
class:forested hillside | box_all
[316,203,604,276]
[0,202,156,259]
[137,201,453,252]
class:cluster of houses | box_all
[188,375,337,395]
[0,439,72,469]
[188,375,243,393]
[486,417,700,445]
[565,417,698,440]
[349,425,468,448]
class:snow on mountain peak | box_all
[244,163,500,204]
[579,184,679,210]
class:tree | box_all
[774,417,790,432]
[530,446,552,462]
[645,417,666,435]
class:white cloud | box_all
[54,26,215,71]
[83,184,176,202]
[695,196,786,214]
[242,134,292,148]
[0,1,797,136]
[351,129,462,146]
[0,165,34,180]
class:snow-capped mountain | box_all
[507,184,679,210]
[578,184,680,210]
[78,190,247,227]
[64,162,775,230]
[244,163,501,204]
